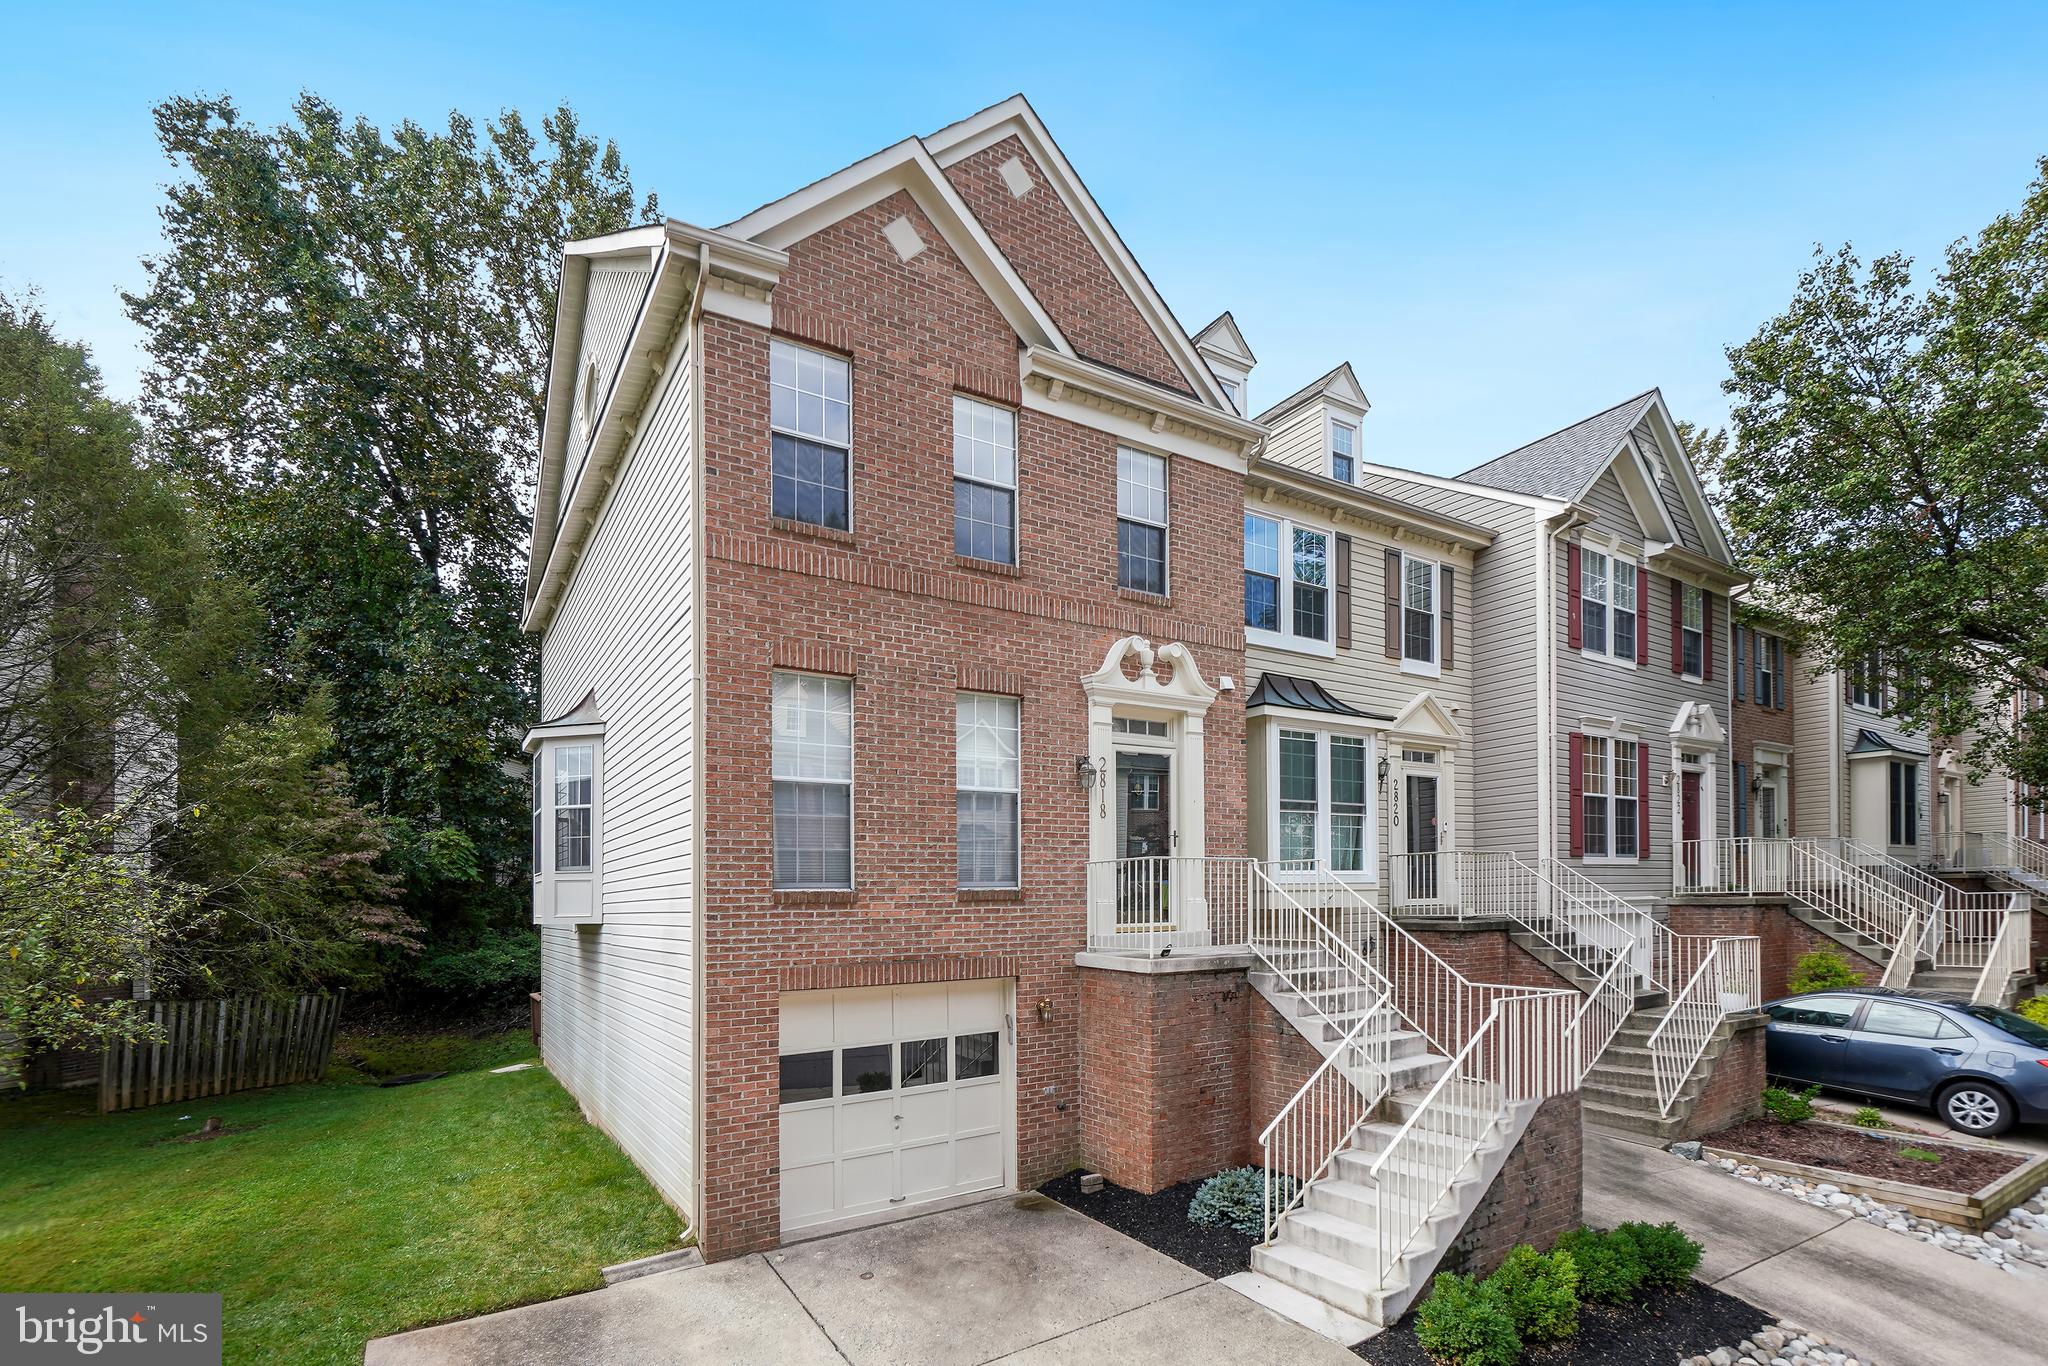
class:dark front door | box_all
[1115,752,1172,927]
[1406,772,1440,900]
[1680,769,1703,881]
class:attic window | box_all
[1327,417,1358,484]
[1217,375,1243,414]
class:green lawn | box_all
[0,1030,685,1364]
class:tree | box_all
[0,805,210,1065]
[0,289,260,840]
[1719,156,2048,792]
[124,96,656,936]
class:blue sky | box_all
[5,1,2045,475]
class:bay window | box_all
[772,672,853,889]
[1244,512,1330,650]
[1889,760,1920,846]
[1272,727,1373,876]
[530,732,603,922]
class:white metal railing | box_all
[1564,952,1637,1080]
[1389,848,1459,908]
[1259,1002,1394,1246]
[1673,836,1793,895]
[1388,849,1652,989]
[1245,863,1393,1049]
[1084,856,1257,955]
[1972,909,2030,1005]
[1362,991,1579,1282]
[1525,854,1657,985]
[1936,830,2048,889]
[1646,935,1761,1115]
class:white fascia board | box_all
[1598,438,1682,545]
[1644,539,1751,592]
[718,138,1067,356]
[924,97,1233,413]
[1638,390,1735,564]
[1193,311,1256,365]
[1356,461,1572,517]
[528,253,591,609]
[1021,347,1259,472]
[1245,462,1495,553]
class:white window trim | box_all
[1679,583,1706,683]
[1398,550,1442,678]
[1848,655,1886,713]
[1265,722,1378,883]
[769,338,854,532]
[956,692,1021,891]
[952,394,1019,566]
[1580,731,1643,865]
[1326,415,1359,484]
[1578,545,1641,670]
[528,728,604,925]
[772,671,856,892]
[1244,510,1336,658]
[1116,446,1170,596]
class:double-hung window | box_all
[1581,736,1640,860]
[953,396,1017,564]
[1116,448,1168,595]
[1850,655,1883,710]
[1274,728,1372,875]
[1402,553,1438,667]
[956,693,1020,889]
[1753,633,1776,707]
[531,733,603,922]
[1328,418,1358,484]
[1579,550,1637,662]
[1889,760,1920,846]
[1680,584,1705,678]
[1243,514,1329,649]
[770,340,852,531]
[772,672,853,889]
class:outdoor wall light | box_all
[1035,998,1053,1024]
[1376,755,1390,793]
[1074,756,1100,790]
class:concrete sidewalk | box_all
[366,1192,1358,1366]
[1585,1130,2048,1366]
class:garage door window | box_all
[841,1044,892,1094]
[780,1051,833,1105]
[901,1038,948,1087]
[956,1031,999,1079]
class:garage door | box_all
[778,980,1010,1234]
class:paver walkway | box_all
[367,1192,1357,1366]
[1585,1129,2048,1366]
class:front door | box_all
[1405,772,1441,901]
[1680,768,1703,881]
[1116,752,1172,928]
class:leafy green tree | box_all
[0,805,211,1066]
[0,291,260,834]
[124,95,656,935]
[1719,157,2048,792]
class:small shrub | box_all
[1415,1272,1522,1366]
[1554,1226,1645,1303]
[1763,1083,1821,1124]
[2017,996,2048,1029]
[1488,1244,1579,1342]
[1614,1221,1703,1289]
[1900,1146,1943,1163]
[1188,1166,1291,1235]
[1788,949,1862,994]
[1852,1106,1887,1129]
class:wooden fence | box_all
[98,994,343,1113]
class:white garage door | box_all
[778,979,1010,1234]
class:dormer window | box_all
[1217,375,1243,414]
[1328,417,1358,484]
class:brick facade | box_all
[693,188,1246,1259]
[1681,1015,1766,1135]
[1433,1092,1585,1281]
[1663,898,1883,999]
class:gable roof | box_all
[1254,362,1369,426]
[1457,391,1660,501]
[1193,311,1256,365]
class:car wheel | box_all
[1936,1081,2014,1137]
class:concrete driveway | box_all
[366,1192,1357,1366]
[1585,1130,2048,1366]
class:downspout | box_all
[687,242,710,1234]
[1535,512,1555,862]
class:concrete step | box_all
[1217,1271,1377,1348]
[1580,1096,1688,1139]
[1250,1239,1392,1322]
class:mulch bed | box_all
[1354,1283,1773,1365]
[1704,1118,2026,1192]
[1038,1171,1255,1279]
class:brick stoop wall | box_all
[1431,1092,1585,1282]
[1663,897,1883,999]
[1680,1013,1767,1136]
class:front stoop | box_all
[1782,898,1897,967]
[1580,1008,1748,1141]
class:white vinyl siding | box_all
[538,329,699,1223]
[561,260,655,524]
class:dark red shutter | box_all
[1383,548,1401,659]
[1638,743,1652,859]
[1568,732,1585,858]
[1566,542,1582,649]
[1334,535,1353,650]
[1702,592,1715,681]
[1635,565,1649,665]
[1440,564,1455,669]
[1667,579,1682,673]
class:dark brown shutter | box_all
[1635,564,1649,666]
[1566,542,1582,650]
[1638,743,1652,859]
[1440,564,1455,670]
[1568,732,1585,858]
[1334,535,1353,650]
[1774,639,1787,711]
[1670,578,1684,673]
[1383,547,1401,659]
[1733,625,1746,702]
[1702,592,1715,681]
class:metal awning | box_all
[1244,673,1392,721]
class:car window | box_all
[1937,1017,1969,1040]
[1768,996,1859,1027]
[1859,1001,1946,1040]
[1963,1005,2048,1049]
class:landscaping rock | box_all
[1672,1140,1705,1161]
[1687,1318,1876,1366]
